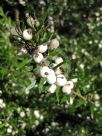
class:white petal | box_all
[56,74,67,86]
[62,85,72,94]
[47,74,56,84]
[40,66,50,77]
[67,81,74,89]
[49,84,56,93]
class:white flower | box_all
[55,57,63,64]
[33,52,43,63]
[20,111,25,118]
[98,43,102,49]
[38,44,48,53]
[95,101,100,107]
[47,74,56,84]
[67,81,74,89]
[79,64,84,69]
[0,99,3,104]
[39,0,46,6]
[72,54,77,59]
[51,122,58,127]
[19,0,26,6]
[7,128,12,133]
[94,39,98,43]
[35,120,39,126]
[40,66,50,77]
[40,115,44,120]
[86,85,90,89]
[0,90,2,94]
[100,61,102,67]
[62,85,72,94]
[48,84,56,93]
[17,107,21,113]
[89,40,93,44]
[0,99,6,108]
[50,38,59,49]
[56,74,67,86]
[45,128,49,132]
[49,69,55,75]
[2,103,6,108]
[23,29,32,40]
[21,123,26,129]
[95,12,100,17]
[34,110,40,118]
[94,94,100,100]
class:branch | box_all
[53,62,64,70]
[72,90,87,102]
[72,90,95,105]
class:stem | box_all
[53,62,64,70]
[15,9,22,35]
[72,90,95,105]
[72,90,87,102]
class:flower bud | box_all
[33,52,43,63]
[34,19,40,27]
[23,29,32,40]
[56,74,67,86]
[62,85,72,94]
[38,44,48,53]
[27,16,34,27]
[55,57,63,64]
[50,38,59,49]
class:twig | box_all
[53,62,64,70]
[72,90,87,102]
[72,90,95,105]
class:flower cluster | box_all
[22,28,76,95]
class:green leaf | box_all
[0,7,5,17]
[25,81,35,92]
[16,58,32,70]
[55,87,60,104]
[61,95,70,103]
[38,78,46,93]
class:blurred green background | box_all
[0,0,102,136]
